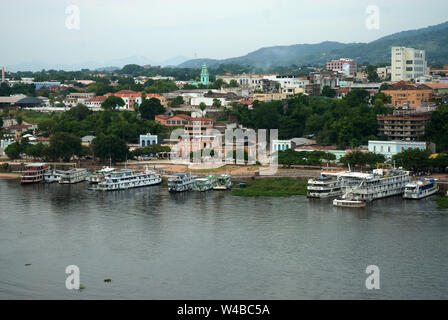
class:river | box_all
[0,179,447,299]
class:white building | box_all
[190,97,228,107]
[85,96,107,111]
[216,73,274,91]
[271,140,291,153]
[263,75,309,90]
[63,92,96,107]
[368,140,429,159]
[377,66,391,80]
[391,47,427,82]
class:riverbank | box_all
[231,178,308,197]
[434,197,448,208]
[0,172,21,179]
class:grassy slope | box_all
[434,197,448,208]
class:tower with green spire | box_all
[200,63,209,86]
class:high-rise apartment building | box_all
[391,47,427,82]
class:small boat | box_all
[21,163,48,184]
[168,173,195,192]
[43,169,64,183]
[333,199,366,208]
[239,181,247,188]
[59,168,88,184]
[403,178,439,199]
[87,166,115,184]
[94,167,161,191]
[193,175,216,192]
[213,174,232,190]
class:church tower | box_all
[200,63,209,86]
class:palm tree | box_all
[199,102,206,116]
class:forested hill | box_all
[179,21,448,68]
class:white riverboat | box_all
[59,168,88,184]
[87,166,115,184]
[307,171,344,198]
[94,167,161,191]
[333,168,411,206]
[168,173,195,192]
[193,175,216,192]
[43,169,65,183]
[213,174,232,190]
[403,178,439,199]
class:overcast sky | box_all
[1,0,447,68]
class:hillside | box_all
[179,21,448,68]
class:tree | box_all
[199,102,207,115]
[25,142,46,159]
[101,96,125,110]
[49,95,56,107]
[426,104,448,152]
[346,90,370,107]
[212,98,222,108]
[4,142,21,159]
[393,148,431,172]
[16,115,23,125]
[429,153,448,173]
[321,86,336,98]
[228,79,239,88]
[91,134,129,162]
[379,83,391,91]
[170,96,184,107]
[49,132,82,162]
[340,151,385,168]
[366,65,380,82]
[133,144,171,158]
[67,104,92,120]
[139,97,165,120]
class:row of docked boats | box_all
[307,168,439,208]
[20,163,89,185]
[19,162,233,193]
[167,173,232,192]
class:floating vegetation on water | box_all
[79,285,85,290]
[231,178,307,197]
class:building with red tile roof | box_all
[105,91,167,110]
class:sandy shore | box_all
[0,173,21,179]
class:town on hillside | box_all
[2,47,448,181]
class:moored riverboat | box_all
[168,173,195,192]
[193,175,216,192]
[87,166,115,184]
[307,171,344,198]
[213,174,232,190]
[59,168,88,184]
[43,169,65,183]
[403,178,439,199]
[21,163,48,184]
[94,167,161,191]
